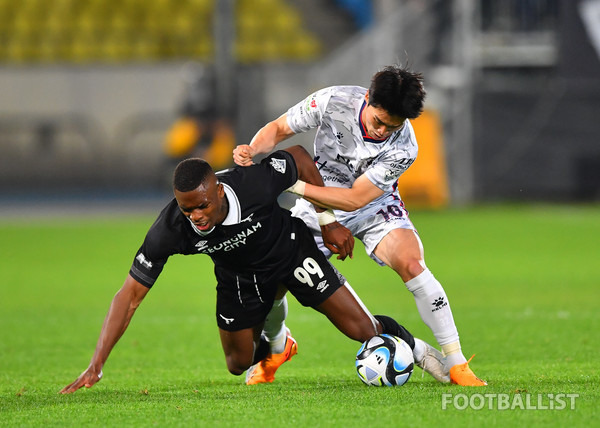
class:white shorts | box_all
[290,195,416,266]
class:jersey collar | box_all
[359,100,390,144]
[221,183,241,225]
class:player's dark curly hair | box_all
[173,158,214,192]
[368,65,426,119]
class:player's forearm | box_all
[250,116,294,155]
[296,174,385,212]
[285,145,333,213]
[248,123,279,155]
[89,280,146,370]
[303,184,365,212]
[285,146,324,185]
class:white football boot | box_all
[414,338,451,383]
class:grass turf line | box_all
[0,204,598,426]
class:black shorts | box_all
[216,218,346,331]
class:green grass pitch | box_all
[1,204,598,426]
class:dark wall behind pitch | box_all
[473,0,600,202]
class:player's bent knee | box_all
[356,327,377,342]
[225,355,251,376]
[226,362,247,376]
[346,319,378,343]
[398,259,425,282]
[228,367,244,376]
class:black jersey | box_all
[129,150,300,288]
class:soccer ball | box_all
[355,334,414,386]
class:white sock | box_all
[412,338,427,362]
[405,269,466,364]
[441,341,467,367]
[262,296,288,354]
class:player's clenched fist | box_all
[233,144,255,166]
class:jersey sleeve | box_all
[256,150,299,197]
[364,150,416,191]
[129,212,175,288]
[286,87,334,134]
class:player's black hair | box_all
[173,158,215,192]
[368,65,426,119]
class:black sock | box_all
[251,335,270,365]
[374,315,415,349]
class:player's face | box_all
[175,176,227,232]
[362,93,406,140]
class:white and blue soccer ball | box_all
[355,334,414,386]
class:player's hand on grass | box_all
[60,367,103,394]
[321,221,354,260]
[233,144,255,166]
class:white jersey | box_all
[286,85,418,223]
[286,86,418,263]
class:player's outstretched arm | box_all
[59,275,150,394]
[233,114,295,166]
[300,175,385,212]
[285,145,354,260]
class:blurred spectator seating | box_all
[0,0,321,63]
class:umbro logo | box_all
[241,213,254,223]
[316,279,329,292]
[219,314,234,324]
[270,158,286,174]
[195,240,208,251]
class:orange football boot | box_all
[245,330,298,385]
[449,355,487,386]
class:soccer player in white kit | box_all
[234,65,486,386]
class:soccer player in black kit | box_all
[60,146,445,394]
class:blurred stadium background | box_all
[1,0,599,212]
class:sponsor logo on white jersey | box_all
[270,158,286,174]
[136,253,153,269]
[385,169,398,180]
[305,93,318,112]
